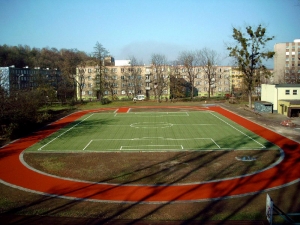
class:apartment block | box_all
[76,58,233,100]
[274,39,300,83]
[0,66,62,92]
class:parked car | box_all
[133,95,145,101]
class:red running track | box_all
[0,106,299,203]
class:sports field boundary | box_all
[0,106,299,203]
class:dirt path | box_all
[0,106,299,203]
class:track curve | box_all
[0,106,299,203]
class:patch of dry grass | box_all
[23,150,280,184]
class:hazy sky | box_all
[1,0,299,67]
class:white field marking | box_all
[114,112,189,118]
[209,112,266,148]
[38,113,95,151]
[90,137,215,141]
[120,145,184,151]
[172,124,213,126]
[25,147,270,153]
[211,138,221,148]
[83,140,93,151]
[130,122,173,129]
[134,137,165,140]
[85,138,221,151]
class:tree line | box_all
[0,44,91,70]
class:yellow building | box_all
[76,58,235,100]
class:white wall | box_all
[277,87,300,100]
[261,84,277,109]
[261,84,300,111]
[115,60,131,66]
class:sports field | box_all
[26,108,279,153]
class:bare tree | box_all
[284,67,300,84]
[178,51,199,99]
[197,48,220,98]
[128,56,143,96]
[75,61,86,102]
[60,49,83,101]
[103,70,119,100]
[151,54,169,101]
[93,42,109,101]
[169,62,186,99]
[120,72,131,99]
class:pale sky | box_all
[1,0,300,67]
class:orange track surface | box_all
[116,107,130,113]
[0,106,299,203]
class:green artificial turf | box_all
[25,110,279,152]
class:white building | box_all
[261,84,300,116]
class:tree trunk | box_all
[191,85,194,100]
[248,93,252,109]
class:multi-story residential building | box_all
[76,57,233,100]
[184,66,232,97]
[274,39,300,83]
[230,67,244,95]
[0,66,62,92]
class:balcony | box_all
[145,79,151,83]
[145,86,151,90]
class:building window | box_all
[285,90,290,95]
[121,68,125,73]
[88,69,92,73]
[293,90,298,95]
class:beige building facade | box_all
[274,39,300,83]
[76,60,234,100]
